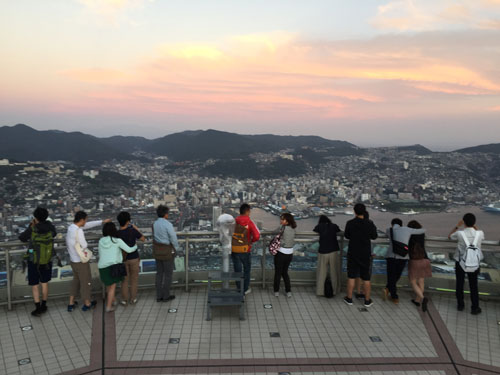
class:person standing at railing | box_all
[19,207,57,317]
[153,205,179,302]
[273,213,296,298]
[313,215,341,297]
[384,218,425,305]
[343,203,378,307]
[66,211,111,312]
[98,222,138,312]
[231,203,260,295]
[448,213,484,315]
[117,211,145,306]
[407,220,432,312]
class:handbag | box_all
[268,227,284,256]
[75,228,92,263]
[110,263,127,278]
[152,225,176,261]
[390,228,409,257]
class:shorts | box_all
[27,261,53,285]
[347,257,371,281]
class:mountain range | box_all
[0,124,498,163]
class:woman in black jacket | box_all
[314,215,341,296]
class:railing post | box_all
[184,237,189,292]
[6,249,12,311]
[261,238,266,290]
[339,235,344,288]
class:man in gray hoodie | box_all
[384,218,425,304]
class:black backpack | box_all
[324,276,334,298]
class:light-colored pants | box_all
[70,262,92,302]
[316,252,341,296]
[121,258,140,301]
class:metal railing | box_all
[1,231,499,310]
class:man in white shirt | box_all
[66,211,110,312]
[448,213,484,315]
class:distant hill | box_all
[0,124,135,162]
[146,129,362,161]
[455,143,500,154]
[396,144,433,155]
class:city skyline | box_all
[1,0,500,150]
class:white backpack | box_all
[459,231,482,272]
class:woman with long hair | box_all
[98,222,138,312]
[407,220,432,312]
[273,213,297,297]
[313,215,342,296]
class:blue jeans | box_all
[231,252,251,292]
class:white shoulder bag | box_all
[74,228,92,263]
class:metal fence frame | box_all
[1,231,499,310]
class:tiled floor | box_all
[432,293,500,368]
[0,286,499,375]
[115,287,436,362]
[0,298,92,375]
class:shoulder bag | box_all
[75,228,92,263]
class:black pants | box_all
[386,258,407,299]
[274,252,293,293]
[455,262,480,310]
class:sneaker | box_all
[411,299,421,307]
[471,307,482,315]
[164,295,175,302]
[40,305,48,314]
[274,292,279,297]
[67,301,78,312]
[421,297,428,313]
[382,288,389,301]
[130,298,138,305]
[391,297,399,305]
[244,288,252,295]
[364,299,374,307]
[286,292,292,298]
[457,305,465,312]
[355,293,365,300]
[343,296,353,306]
[120,300,127,306]
[82,300,97,311]
[105,307,115,313]
[31,307,42,317]
[156,298,163,302]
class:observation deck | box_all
[0,231,499,375]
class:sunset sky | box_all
[1,0,500,150]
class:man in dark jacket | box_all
[19,207,57,316]
[343,204,378,307]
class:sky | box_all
[1,0,500,150]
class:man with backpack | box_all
[448,213,484,315]
[384,218,426,304]
[232,203,260,295]
[19,207,57,317]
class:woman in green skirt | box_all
[98,222,137,312]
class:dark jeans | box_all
[155,259,174,300]
[455,261,480,310]
[386,258,407,299]
[274,252,293,293]
[231,252,251,292]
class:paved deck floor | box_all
[0,286,499,375]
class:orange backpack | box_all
[232,223,250,253]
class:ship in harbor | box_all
[483,203,500,213]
